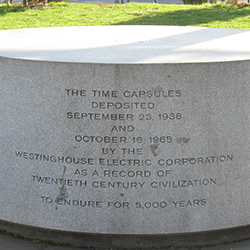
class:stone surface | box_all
[2,232,250,250]
[0,26,250,240]
[0,234,47,250]
[0,26,250,63]
[2,233,250,250]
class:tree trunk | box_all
[23,0,28,6]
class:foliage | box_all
[182,0,217,5]
[0,2,250,30]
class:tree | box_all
[5,0,11,6]
[23,0,28,6]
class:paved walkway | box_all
[1,233,250,250]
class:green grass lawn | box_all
[0,2,250,30]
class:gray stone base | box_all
[1,219,250,249]
[1,26,250,249]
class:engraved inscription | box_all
[10,77,236,234]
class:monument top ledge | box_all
[0,25,250,64]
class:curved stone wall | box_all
[1,26,250,248]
